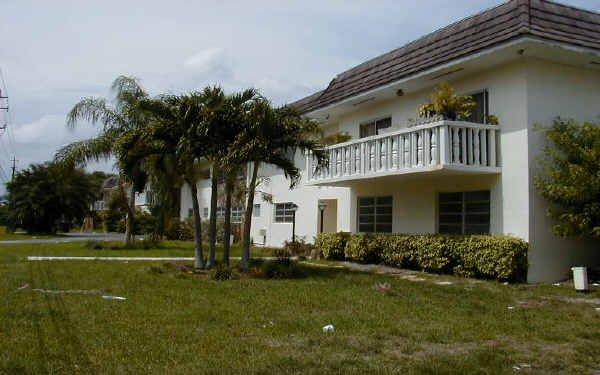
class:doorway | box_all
[318,199,338,234]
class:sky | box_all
[1,0,599,193]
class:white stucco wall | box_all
[524,58,600,282]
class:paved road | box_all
[0,233,143,245]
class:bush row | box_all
[315,232,528,281]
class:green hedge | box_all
[314,232,351,260]
[316,233,528,282]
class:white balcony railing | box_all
[93,200,107,211]
[306,120,499,184]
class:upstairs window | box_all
[466,91,489,124]
[439,191,490,234]
[274,203,296,223]
[231,207,243,223]
[360,117,391,138]
[358,196,393,233]
[253,204,261,217]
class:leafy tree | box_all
[55,76,151,244]
[224,99,328,270]
[6,162,96,233]
[534,118,600,238]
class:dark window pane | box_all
[466,214,490,225]
[440,192,462,203]
[440,203,462,213]
[359,224,375,232]
[439,224,462,234]
[376,196,393,205]
[376,118,391,132]
[466,92,487,124]
[465,190,490,201]
[465,202,490,213]
[359,197,375,206]
[376,206,392,215]
[440,214,462,224]
[360,215,375,223]
[360,122,376,138]
[360,206,375,215]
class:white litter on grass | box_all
[32,289,103,295]
[17,284,29,290]
[595,307,600,312]
[322,324,335,332]
[552,283,561,286]
[436,281,453,285]
[513,363,532,371]
[592,283,600,287]
[102,295,127,300]
[507,306,516,310]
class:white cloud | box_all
[184,47,227,72]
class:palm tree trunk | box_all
[125,185,136,244]
[207,165,219,268]
[189,181,204,270]
[240,161,259,271]
[223,178,233,266]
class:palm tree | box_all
[55,76,150,244]
[127,92,209,269]
[223,99,328,270]
[186,87,258,268]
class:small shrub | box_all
[84,240,105,250]
[315,232,351,260]
[164,217,182,240]
[260,258,304,279]
[345,233,383,263]
[283,237,314,256]
[211,264,239,281]
[343,233,528,282]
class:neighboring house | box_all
[94,175,151,213]
[181,0,600,283]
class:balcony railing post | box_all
[424,129,431,166]
[488,128,497,167]
[461,127,467,165]
[439,125,449,165]
[474,129,480,166]
[467,128,473,165]
[481,129,488,167]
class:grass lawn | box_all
[0,226,61,241]
[1,241,600,374]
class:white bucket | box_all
[571,267,589,292]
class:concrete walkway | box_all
[28,256,294,261]
[0,233,142,245]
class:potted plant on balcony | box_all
[418,82,476,121]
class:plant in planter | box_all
[418,82,476,121]
[321,131,352,145]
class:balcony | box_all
[306,120,500,186]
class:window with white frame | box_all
[253,204,261,217]
[359,117,391,138]
[216,207,226,219]
[358,196,393,233]
[274,203,296,223]
[231,206,243,223]
[438,191,490,234]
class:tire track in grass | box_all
[33,261,97,374]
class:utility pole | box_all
[10,157,15,180]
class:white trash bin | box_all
[571,267,589,292]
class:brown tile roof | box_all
[292,0,600,114]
